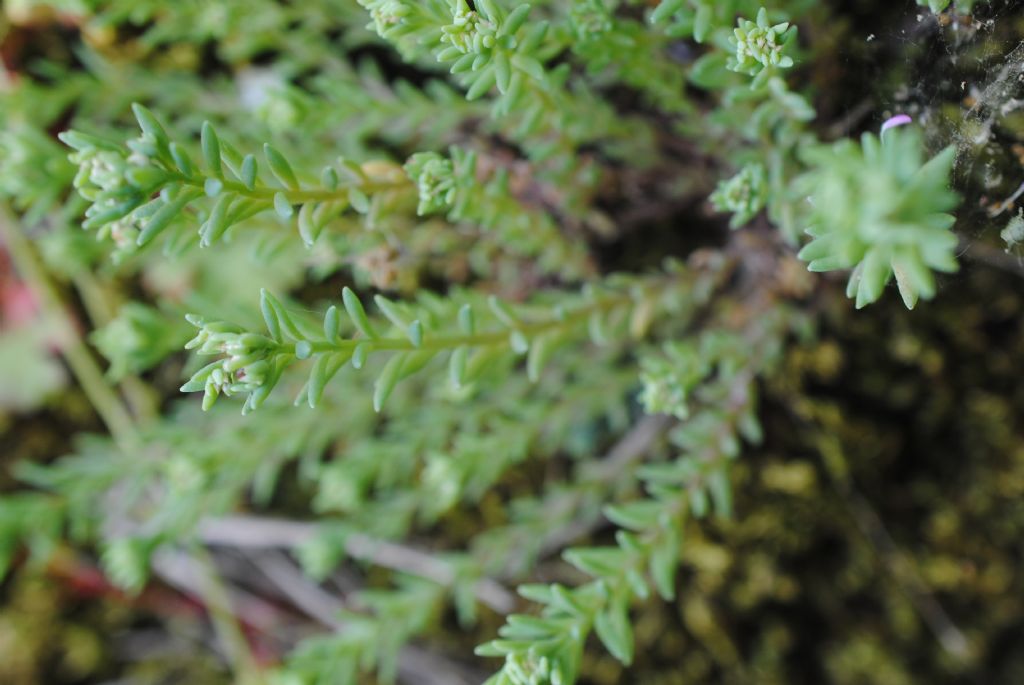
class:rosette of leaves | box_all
[796,127,961,309]
[727,8,797,88]
[405,151,459,216]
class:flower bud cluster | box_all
[729,8,795,84]
[405,152,458,215]
[639,333,745,419]
[182,316,279,410]
[61,127,172,252]
[441,1,495,55]
[503,653,562,685]
[638,344,704,419]
[710,163,768,229]
[366,0,408,36]
[569,0,614,41]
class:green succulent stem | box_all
[175,171,410,204]
[299,293,628,355]
[180,265,717,414]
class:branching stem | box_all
[0,203,264,684]
[0,204,139,451]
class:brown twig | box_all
[535,414,675,558]
[806,426,972,661]
[253,550,484,685]
[199,517,516,614]
[960,238,1024,278]
[197,414,676,605]
[831,483,971,659]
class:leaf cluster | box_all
[796,127,960,309]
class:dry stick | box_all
[257,551,346,630]
[0,205,265,684]
[153,547,279,673]
[824,98,875,140]
[190,546,266,685]
[199,517,516,614]
[256,551,484,685]
[809,426,971,660]
[833,481,971,659]
[581,414,675,484]
[532,369,761,571]
[960,238,1024,278]
[534,414,674,559]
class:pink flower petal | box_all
[881,114,913,134]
